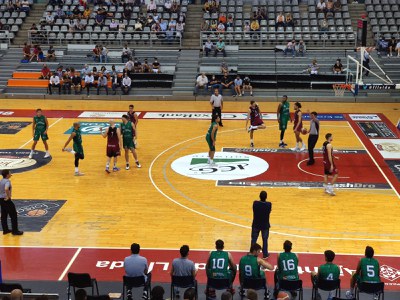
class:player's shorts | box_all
[251,117,264,127]
[73,144,84,157]
[324,162,338,175]
[279,117,289,131]
[294,122,303,132]
[33,130,48,141]
[123,137,135,149]
[206,135,215,151]
[107,145,121,158]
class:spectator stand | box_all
[366,0,400,40]
[0,0,33,43]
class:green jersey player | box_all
[29,108,50,159]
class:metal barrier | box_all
[200,30,357,49]
[28,30,182,47]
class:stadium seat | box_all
[355,282,384,300]
[170,276,198,300]
[122,276,151,300]
[240,278,269,300]
[278,280,303,300]
[67,273,99,300]
[311,279,340,300]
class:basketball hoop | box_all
[332,84,351,97]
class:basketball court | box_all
[0,99,399,292]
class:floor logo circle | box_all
[171,152,269,180]
[0,149,51,173]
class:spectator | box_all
[123,5,132,20]
[183,288,195,300]
[81,64,90,77]
[100,46,109,63]
[205,240,236,298]
[170,245,197,298]
[133,58,142,73]
[124,243,151,300]
[46,45,56,61]
[284,40,296,57]
[121,44,132,63]
[111,71,121,95]
[333,0,341,12]
[332,59,343,74]
[285,13,294,27]
[204,38,214,57]
[71,73,82,94]
[396,39,400,57]
[246,290,257,300]
[121,73,132,95]
[147,0,156,13]
[210,20,217,31]
[308,59,320,75]
[10,289,23,300]
[220,72,234,95]
[194,73,209,95]
[55,66,63,78]
[151,21,161,32]
[40,64,51,79]
[62,73,72,95]
[72,6,81,18]
[176,21,184,38]
[217,22,225,32]
[45,12,55,25]
[221,292,232,300]
[276,12,285,29]
[201,20,210,31]
[84,72,95,95]
[377,36,389,57]
[214,37,226,57]
[152,57,161,73]
[75,289,87,300]
[363,48,371,76]
[320,18,328,32]
[219,12,227,24]
[250,19,260,32]
[22,42,31,60]
[159,19,167,32]
[326,0,334,16]
[93,45,101,62]
[296,40,307,57]
[30,45,43,62]
[21,0,29,12]
[242,76,253,96]
[143,59,151,73]
[310,250,340,286]
[209,0,218,13]
[172,0,180,13]
[346,246,381,299]
[55,6,66,20]
[92,66,99,80]
[151,286,164,300]
[134,19,143,31]
[169,17,177,31]
[95,10,106,27]
[100,65,109,77]
[48,72,61,95]
[208,75,222,94]
[74,18,86,31]
[220,60,228,73]
[203,0,210,12]
[109,19,119,31]
[164,0,172,12]
[317,0,326,13]
[234,75,243,97]
[388,37,397,57]
[165,28,175,44]
[97,73,109,95]
[243,21,250,32]
[226,14,234,28]
[83,7,91,19]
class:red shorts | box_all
[294,122,303,132]
[107,145,121,157]
[324,162,338,175]
[251,117,264,127]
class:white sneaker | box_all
[345,291,354,299]
[126,164,130,170]
[291,147,300,152]
[301,145,306,151]
[74,172,85,176]
[64,148,75,154]
[28,152,33,159]
[136,161,141,168]
[44,152,51,158]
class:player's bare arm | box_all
[62,132,76,150]
[211,125,217,145]
[277,103,281,122]
[100,127,109,138]
[32,118,36,137]
[258,257,274,270]
[246,110,251,129]
[228,252,237,271]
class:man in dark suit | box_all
[251,190,271,258]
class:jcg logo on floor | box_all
[171,152,269,180]
[64,122,120,135]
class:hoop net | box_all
[332,84,351,97]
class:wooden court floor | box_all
[0,99,399,258]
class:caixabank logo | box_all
[0,149,51,173]
[171,152,269,181]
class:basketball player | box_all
[292,102,306,152]
[206,114,220,165]
[127,104,139,146]
[246,101,266,148]
[29,108,50,159]
[277,95,291,148]
[323,133,338,195]
[100,120,122,173]
[121,114,141,170]
[62,122,85,176]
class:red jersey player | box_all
[127,104,139,146]
[100,120,122,173]
[246,101,266,148]
[322,133,339,196]
[292,101,306,152]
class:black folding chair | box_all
[278,279,303,300]
[67,272,99,300]
[0,283,31,293]
[87,296,111,300]
[206,277,233,299]
[312,278,340,300]
[240,277,269,300]
[122,275,151,300]
[355,282,384,300]
[170,276,198,300]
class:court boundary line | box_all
[57,247,82,281]
[149,128,400,242]
[297,157,350,179]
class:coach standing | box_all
[251,191,271,258]
[210,88,223,127]
[0,170,23,235]
[307,111,320,165]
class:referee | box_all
[0,169,23,235]
[210,88,223,127]
[307,111,320,165]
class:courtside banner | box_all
[78,111,141,118]
[349,114,381,121]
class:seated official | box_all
[121,74,132,95]
[194,73,209,95]
[97,73,109,95]
[48,72,61,95]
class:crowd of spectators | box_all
[377,36,400,57]
[283,39,307,57]
[22,42,55,62]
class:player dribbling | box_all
[323,133,339,196]
[292,102,306,152]
[100,120,122,173]
[121,115,141,170]
[29,108,50,159]
[246,100,266,148]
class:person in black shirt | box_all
[251,190,271,258]
[152,57,161,73]
[208,75,222,94]
[71,73,82,95]
[134,58,143,73]
[220,72,234,96]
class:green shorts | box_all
[73,144,84,156]
[279,118,289,131]
[206,136,215,151]
[123,137,135,149]
[33,130,48,141]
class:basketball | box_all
[301,128,308,135]
[277,291,291,300]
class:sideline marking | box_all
[149,128,400,242]
[297,157,350,179]
[18,117,64,149]
[58,247,82,281]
